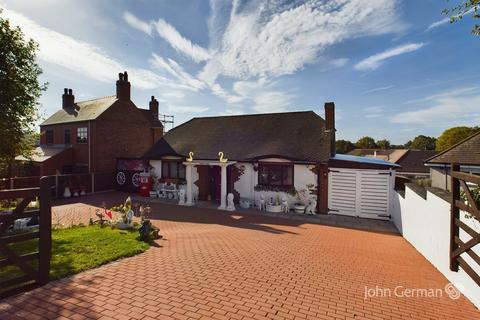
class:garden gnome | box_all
[259,194,266,211]
[306,199,317,215]
[281,197,289,214]
[226,193,235,211]
[178,188,186,205]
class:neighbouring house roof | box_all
[41,96,117,125]
[396,150,438,173]
[348,149,408,163]
[425,131,480,166]
[331,154,400,167]
[15,146,71,163]
[40,96,163,128]
[143,111,332,163]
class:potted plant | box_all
[266,194,282,213]
[294,189,309,214]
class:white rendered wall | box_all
[233,160,318,210]
[392,186,480,308]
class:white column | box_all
[183,162,197,206]
[218,163,227,210]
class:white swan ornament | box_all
[218,151,228,163]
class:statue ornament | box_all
[218,151,228,163]
[186,151,194,162]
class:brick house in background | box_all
[15,71,163,176]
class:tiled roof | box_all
[425,131,480,165]
[143,111,332,162]
[41,96,117,125]
[15,146,71,162]
[396,150,438,173]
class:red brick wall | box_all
[92,100,153,172]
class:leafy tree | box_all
[443,0,480,35]
[0,10,46,176]
[376,139,391,150]
[336,140,355,154]
[436,126,480,151]
[356,136,377,149]
[406,135,436,150]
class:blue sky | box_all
[1,0,479,144]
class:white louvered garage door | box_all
[328,168,394,220]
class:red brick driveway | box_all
[1,192,479,320]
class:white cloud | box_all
[3,7,179,90]
[253,91,292,113]
[355,43,425,71]
[123,11,153,35]
[167,105,209,113]
[426,8,475,31]
[154,19,211,63]
[150,54,206,91]
[362,85,394,95]
[391,88,480,125]
[123,11,211,63]
[200,0,405,84]
[364,106,384,118]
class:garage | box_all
[327,155,398,220]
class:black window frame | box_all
[258,163,294,188]
[161,160,186,180]
[45,130,54,145]
[76,127,88,144]
[64,129,71,145]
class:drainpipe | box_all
[88,121,91,173]
[445,164,448,191]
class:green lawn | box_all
[0,225,150,286]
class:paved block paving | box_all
[1,192,479,320]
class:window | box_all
[77,127,88,144]
[64,129,71,145]
[161,160,186,180]
[46,130,54,145]
[258,163,293,187]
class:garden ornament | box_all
[305,199,317,215]
[178,188,186,205]
[226,193,235,211]
[281,197,289,213]
[187,151,194,162]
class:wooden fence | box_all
[0,172,115,197]
[450,164,480,286]
[0,177,52,299]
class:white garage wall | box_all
[392,186,480,308]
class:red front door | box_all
[212,166,221,201]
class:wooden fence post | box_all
[91,172,95,194]
[450,163,460,272]
[38,176,52,284]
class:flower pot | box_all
[294,204,305,214]
[266,204,282,213]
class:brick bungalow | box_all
[142,103,399,218]
[15,72,163,176]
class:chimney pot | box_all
[116,71,131,101]
[62,88,75,109]
[149,95,159,121]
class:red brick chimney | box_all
[324,102,336,157]
[149,96,159,120]
[116,71,131,101]
[62,88,75,108]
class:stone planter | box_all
[294,204,305,214]
[266,204,282,213]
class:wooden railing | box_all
[450,164,480,286]
[0,177,52,299]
